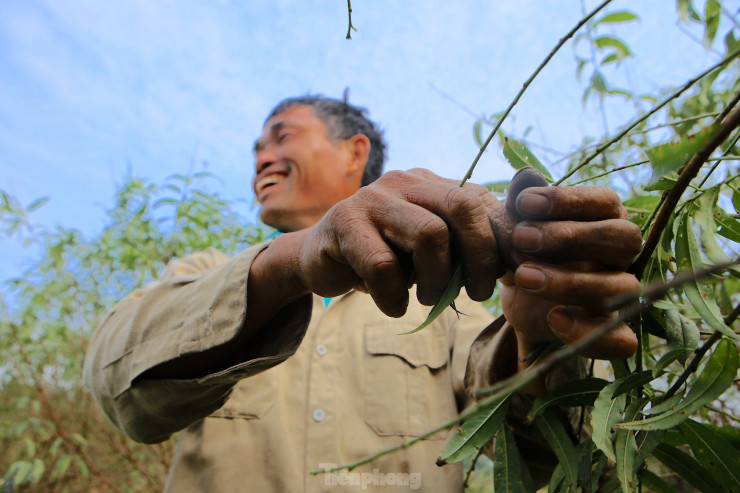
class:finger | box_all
[547,306,637,360]
[352,185,454,306]
[513,262,641,309]
[505,167,549,218]
[322,204,410,317]
[512,219,643,269]
[516,186,627,221]
[388,169,500,301]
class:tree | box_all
[0,173,268,491]
[1,1,739,491]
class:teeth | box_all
[256,175,284,194]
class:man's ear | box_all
[344,134,371,179]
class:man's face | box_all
[253,105,364,231]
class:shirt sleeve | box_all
[83,244,313,444]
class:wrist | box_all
[244,232,311,338]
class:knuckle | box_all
[445,187,484,219]
[362,249,397,282]
[376,169,409,187]
[414,215,449,249]
[407,167,438,180]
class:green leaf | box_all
[591,380,628,462]
[703,0,720,48]
[600,52,619,66]
[664,309,700,362]
[677,0,701,23]
[590,70,608,93]
[615,399,646,493]
[617,339,739,430]
[25,197,49,212]
[613,370,655,397]
[653,443,723,492]
[30,458,44,483]
[643,171,678,191]
[646,392,684,416]
[693,186,737,271]
[10,461,32,487]
[527,377,608,421]
[726,30,740,55]
[502,137,554,182]
[534,408,579,488]
[403,265,463,334]
[653,347,693,377]
[715,206,740,242]
[623,195,660,229]
[646,124,717,185]
[595,11,639,25]
[50,454,72,481]
[638,469,677,493]
[593,35,633,59]
[439,395,510,464]
[481,180,510,195]
[74,455,90,478]
[493,425,533,493]
[473,118,484,148]
[675,211,737,339]
[633,429,665,472]
[683,419,740,490]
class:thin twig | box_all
[568,160,647,186]
[706,404,740,425]
[713,88,740,125]
[463,446,486,489]
[605,258,739,312]
[345,0,357,39]
[630,107,740,277]
[459,0,613,186]
[557,48,740,186]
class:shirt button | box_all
[313,409,325,422]
[316,344,327,356]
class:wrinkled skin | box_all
[276,168,642,360]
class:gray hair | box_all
[266,95,386,186]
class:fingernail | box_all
[516,265,546,290]
[548,308,573,336]
[512,225,542,251]
[517,193,550,216]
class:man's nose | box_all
[255,148,278,174]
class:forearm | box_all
[144,232,311,380]
[84,244,313,442]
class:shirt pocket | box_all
[209,367,276,419]
[362,320,458,438]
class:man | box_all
[84,96,642,492]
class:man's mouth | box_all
[255,173,287,196]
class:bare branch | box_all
[459,0,614,186]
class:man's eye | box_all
[278,133,291,143]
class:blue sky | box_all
[0,1,731,283]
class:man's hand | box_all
[285,168,509,317]
[500,185,643,362]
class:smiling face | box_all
[253,105,368,232]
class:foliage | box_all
[0,172,267,491]
[463,2,740,491]
[337,1,740,492]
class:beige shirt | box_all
[83,244,550,492]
